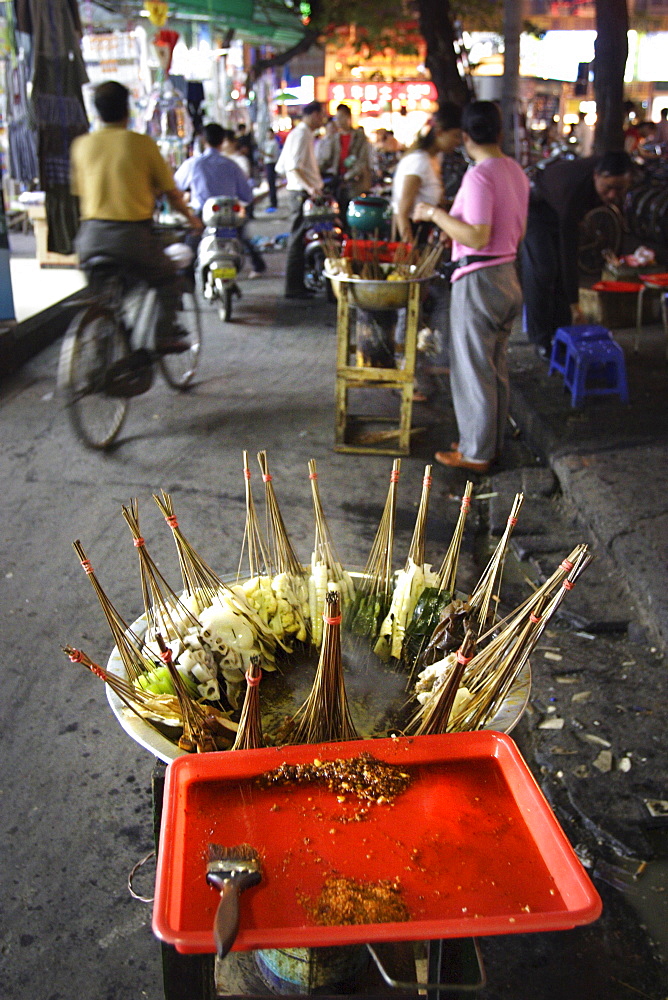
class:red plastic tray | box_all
[152,732,601,954]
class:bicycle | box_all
[577,203,624,275]
[57,227,201,450]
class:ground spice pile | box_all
[259,752,411,803]
[301,875,410,926]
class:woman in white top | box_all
[391,104,462,242]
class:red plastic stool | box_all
[636,273,668,361]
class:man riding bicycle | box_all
[70,81,202,355]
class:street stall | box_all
[63,454,602,997]
[324,239,442,455]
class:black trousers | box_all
[520,200,571,351]
[284,190,308,295]
[76,219,179,335]
[265,162,278,209]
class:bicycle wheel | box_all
[578,206,622,275]
[58,305,129,449]
[159,282,202,389]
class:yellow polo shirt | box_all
[70,124,175,221]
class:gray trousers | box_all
[450,263,522,463]
[76,219,179,335]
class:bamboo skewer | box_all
[231,655,264,750]
[468,493,524,633]
[437,482,473,599]
[285,591,358,745]
[153,491,282,657]
[238,450,271,583]
[449,548,593,732]
[72,539,155,682]
[308,459,355,647]
[404,484,474,675]
[257,450,310,641]
[347,459,401,642]
[409,630,477,736]
[121,499,199,644]
[406,464,432,570]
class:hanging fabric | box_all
[26,0,89,254]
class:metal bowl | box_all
[324,259,429,310]
[105,578,531,763]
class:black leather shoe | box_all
[285,289,315,300]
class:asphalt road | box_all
[1,226,666,1000]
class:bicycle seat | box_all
[83,254,125,275]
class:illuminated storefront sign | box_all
[328,81,437,115]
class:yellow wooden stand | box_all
[334,280,421,455]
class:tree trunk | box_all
[417,0,472,107]
[501,0,522,158]
[593,0,628,153]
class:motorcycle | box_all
[197,196,246,321]
[303,187,344,300]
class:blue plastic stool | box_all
[563,338,629,407]
[548,325,613,377]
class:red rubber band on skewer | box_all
[68,649,84,662]
[323,614,342,625]
[461,497,471,510]
[456,651,473,665]
[508,516,518,526]
[530,613,542,624]
[560,559,574,572]
[262,474,272,482]
[90,665,105,679]
[245,670,262,686]
[133,537,145,548]
[80,559,94,575]
[159,648,173,664]
[562,579,575,590]
[165,515,178,528]
[390,470,400,483]
[423,475,433,488]
[309,472,318,480]
[244,468,251,479]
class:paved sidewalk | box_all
[506,325,668,653]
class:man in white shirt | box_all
[275,100,325,298]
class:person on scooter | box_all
[186,123,266,277]
[71,80,202,355]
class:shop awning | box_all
[170,0,308,46]
[86,1,309,48]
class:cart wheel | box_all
[161,945,216,1000]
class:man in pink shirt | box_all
[414,100,529,473]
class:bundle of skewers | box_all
[324,238,444,282]
[63,455,592,755]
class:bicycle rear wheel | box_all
[58,305,129,449]
[159,282,202,389]
[578,206,623,275]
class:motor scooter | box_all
[197,196,246,321]
[303,186,344,300]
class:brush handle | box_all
[208,871,261,958]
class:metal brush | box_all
[206,843,262,958]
